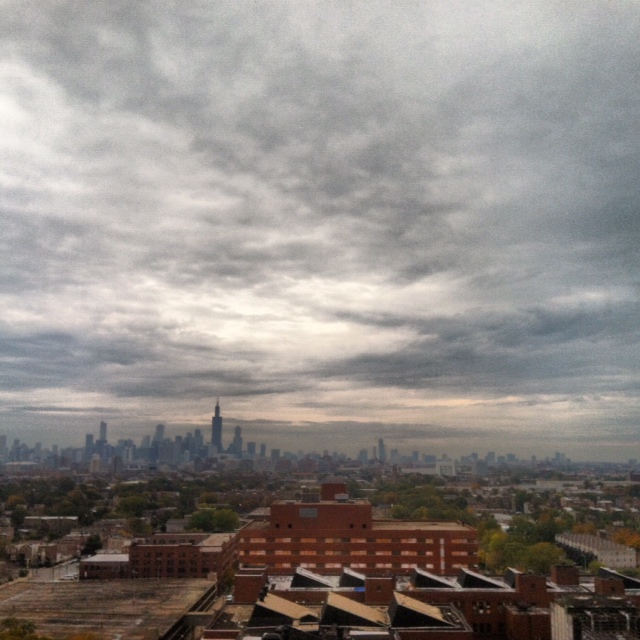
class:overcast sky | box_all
[1,1,639,459]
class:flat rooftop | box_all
[240,520,474,532]
[81,553,129,563]
[273,499,370,505]
[0,578,213,639]
[202,533,235,547]
[371,521,475,531]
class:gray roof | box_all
[81,553,129,563]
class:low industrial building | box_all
[80,552,130,580]
[224,564,640,640]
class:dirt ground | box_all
[0,578,213,639]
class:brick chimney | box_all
[515,573,549,607]
[234,566,268,604]
[551,565,580,586]
[594,577,625,596]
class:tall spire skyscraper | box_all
[211,398,223,452]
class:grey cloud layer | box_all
[325,303,640,394]
[1,1,639,456]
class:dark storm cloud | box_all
[0,325,164,391]
[321,302,640,396]
[17,405,114,415]
[108,367,298,401]
[1,1,640,456]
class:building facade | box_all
[237,490,477,576]
[80,553,130,580]
[128,532,236,580]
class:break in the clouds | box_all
[1,1,639,459]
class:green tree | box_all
[0,617,52,640]
[10,506,27,530]
[346,479,364,499]
[186,510,216,532]
[81,534,102,556]
[6,496,26,510]
[524,543,569,574]
[117,495,147,518]
[127,518,152,537]
[508,515,537,543]
[50,486,96,525]
[199,492,219,506]
[390,505,411,519]
[212,509,240,531]
[503,540,529,570]
[477,514,501,540]
[534,513,563,543]
[411,507,433,520]
[481,529,532,571]
[587,560,604,575]
[482,530,509,570]
[186,509,239,533]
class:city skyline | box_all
[0,416,595,466]
[2,3,640,461]
[0,403,633,464]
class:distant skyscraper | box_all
[154,423,165,443]
[259,443,266,457]
[112,456,123,474]
[231,425,243,456]
[378,438,386,463]
[211,399,223,451]
[85,434,94,460]
[99,421,107,443]
[90,453,101,474]
[247,441,256,456]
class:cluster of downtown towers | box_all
[210,399,265,457]
[76,400,265,470]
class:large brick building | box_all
[128,532,236,579]
[237,486,477,575]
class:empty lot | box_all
[0,578,213,639]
